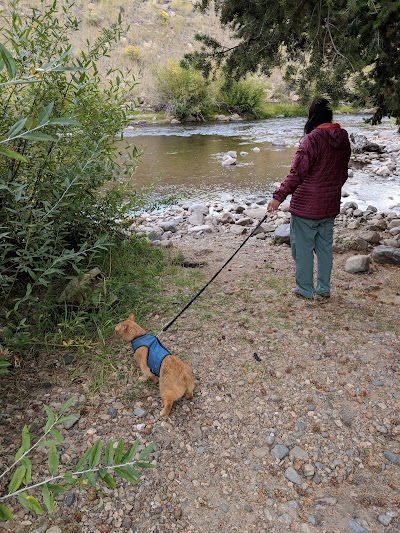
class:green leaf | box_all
[47,483,65,494]
[83,470,97,487]
[21,457,32,485]
[99,472,116,489]
[75,447,91,471]
[18,494,43,515]
[36,440,58,448]
[88,439,102,469]
[44,405,56,432]
[20,132,57,142]
[0,78,39,86]
[0,504,13,521]
[60,396,77,414]
[49,428,64,444]
[0,43,16,79]
[135,461,156,469]
[8,465,26,493]
[47,117,81,126]
[122,440,139,463]
[57,415,79,425]
[114,439,124,464]
[114,465,139,483]
[38,102,55,126]
[48,444,59,477]
[51,66,85,72]
[0,146,28,162]
[105,440,114,466]
[7,117,28,138]
[138,442,155,460]
[21,425,31,451]
[15,445,25,461]
[41,484,54,513]
[62,473,77,485]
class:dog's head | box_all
[115,313,145,342]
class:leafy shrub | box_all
[221,78,266,118]
[0,0,139,347]
[261,102,307,118]
[154,59,214,118]
[0,398,155,521]
[158,9,169,24]
[123,45,140,61]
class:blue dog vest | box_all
[131,334,170,377]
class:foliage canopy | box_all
[0,0,140,343]
[185,0,400,123]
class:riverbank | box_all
[1,208,399,532]
[0,130,399,533]
[127,103,358,126]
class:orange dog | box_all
[115,314,195,416]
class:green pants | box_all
[290,215,335,299]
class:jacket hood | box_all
[313,124,349,150]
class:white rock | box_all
[187,225,212,234]
[222,157,237,166]
[252,147,261,153]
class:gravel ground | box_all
[1,222,400,533]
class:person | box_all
[267,98,351,299]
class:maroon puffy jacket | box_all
[273,123,351,219]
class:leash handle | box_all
[157,212,269,337]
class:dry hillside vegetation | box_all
[21,0,285,104]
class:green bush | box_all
[0,0,139,348]
[154,59,214,119]
[221,78,266,118]
[0,398,155,521]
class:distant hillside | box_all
[21,0,287,106]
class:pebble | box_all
[133,407,147,417]
[284,467,302,484]
[265,435,275,446]
[63,413,80,429]
[271,444,289,460]
[254,446,270,458]
[383,451,399,464]
[65,491,76,507]
[107,406,117,418]
[289,446,309,461]
[378,514,392,526]
[348,518,369,533]
[315,497,337,506]
[307,515,317,526]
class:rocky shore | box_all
[131,127,400,266]
[1,129,399,533]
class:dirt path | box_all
[1,231,399,533]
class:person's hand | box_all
[267,198,281,212]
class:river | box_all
[121,114,400,212]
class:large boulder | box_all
[344,255,370,273]
[371,246,400,265]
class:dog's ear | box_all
[128,313,135,321]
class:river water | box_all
[121,114,400,212]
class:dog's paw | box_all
[138,375,148,382]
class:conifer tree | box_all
[185,0,400,124]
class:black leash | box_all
[157,212,269,337]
